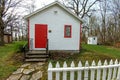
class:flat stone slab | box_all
[20,75,30,80]
[35,65,42,70]
[23,69,35,74]
[7,62,44,80]
[28,64,37,69]
[37,62,45,66]
[30,71,42,80]
[12,68,24,74]
[21,63,31,68]
[7,74,22,80]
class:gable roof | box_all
[24,1,82,23]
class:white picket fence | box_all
[48,60,120,80]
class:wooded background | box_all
[0,0,120,46]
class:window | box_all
[64,25,72,38]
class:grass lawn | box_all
[41,44,120,80]
[0,41,26,80]
[82,44,120,58]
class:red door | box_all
[35,24,47,48]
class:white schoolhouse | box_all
[24,1,82,52]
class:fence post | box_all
[63,61,67,80]
[48,62,53,80]
[97,60,102,80]
[102,60,108,80]
[84,61,89,80]
[112,59,118,79]
[55,62,60,80]
[90,60,96,80]
[70,61,75,80]
[77,61,82,80]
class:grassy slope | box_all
[0,41,26,80]
[48,44,120,65]
[82,44,120,58]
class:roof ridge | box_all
[24,1,82,23]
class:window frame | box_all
[64,25,72,38]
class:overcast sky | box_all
[35,0,56,9]
[19,0,100,17]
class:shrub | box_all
[14,42,25,53]
[114,42,120,48]
[103,42,113,46]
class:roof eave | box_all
[24,1,83,23]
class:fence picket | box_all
[84,61,89,80]
[102,60,108,80]
[77,61,82,80]
[63,61,67,80]
[97,60,102,80]
[56,62,60,80]
[70,61,75,80]
[112,59,118,79]
[107,60,113,80]
[117,62,120,80]
[48,62,53,80]
[90,60,96,80]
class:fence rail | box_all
[48,60,120,80]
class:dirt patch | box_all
[49,51,77,60]
[6,53,24,64]
[13,53,24,62]
[49,51,117,63]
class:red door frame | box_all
[79,23,82,51]
[35,24,48,48]
[28,19,30,49]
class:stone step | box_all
[27,52,47,55]
[25,59,47,62]
[27,53,49,55]
[26,55,49,58]
[29,50,46,54]
[25,50,49,62]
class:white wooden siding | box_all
[29,5,80,50]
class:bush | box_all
[103,42,113,46]
[114,42,120,48]
[14,42,25,53]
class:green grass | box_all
[47,44,120,65]
[82,44,120,58]
[0,41,26,80]
[41,44,120,80]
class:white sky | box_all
[35,0,56,9]
[18,0,100,17]
[16,0,56,16]
[33,0,100,13]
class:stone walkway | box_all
[7,62,45,80]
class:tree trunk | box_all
[0,18,5,46]
[10,26,13,41]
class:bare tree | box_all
[61,0,100,18]
[23,0,36,14]
[100,0,107,43]
[98,0,109,44]
[88,15,99,36]
[93,0,120,45]
[6,14,21,41]
[112,0,120,42]
[0,0,23,45]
